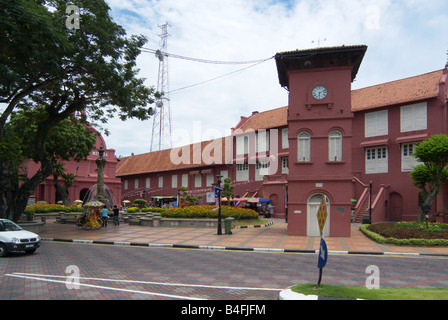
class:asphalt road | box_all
[1,241,447,302]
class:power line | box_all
[168,57,273,94]
[141,47,274,65]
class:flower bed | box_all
[127,205,258,220]
[360,222,448,246]
[25,203,83,214]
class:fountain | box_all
[82,184,116,209]
[81,144,116,209]
[95,144,108,204]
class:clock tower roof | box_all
[275,45,367,89]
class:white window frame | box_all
[206,173,214,187]
[255,160,270,181]
[194,174,202,188]
[365,110,388,137]
[256,130,269,153]
[282,128,289,149]
[328,130,342,161]
[365,147,388,174]
[158,176,163,188]
[236,163,249,181]
[124,180,128,190]
[220,170,228,179]
[298,132,311,162]
[182,174,188,188]
[134,179,139,189]
[401,143,422,172]
[145,178,150,189]
[236,135,249,155]
[401,102,427,133]
[281,157,289,174]
[172,175,177,188]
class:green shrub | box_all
[132,199,148,209]
[26,203,84,214]
[360,223,448,247]
[160,205,258,220]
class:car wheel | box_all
[0,243,8,257]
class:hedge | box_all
[359,224,448,247]
[127,205,258,220]
[25,203,83,214]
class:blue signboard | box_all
[317,238,328,269]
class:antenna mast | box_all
[151,22,172,152]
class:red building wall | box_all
[26,127,122,207]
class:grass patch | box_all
[290,284,448,300]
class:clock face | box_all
[312,85,328,100]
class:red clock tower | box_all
[275,46,367,237]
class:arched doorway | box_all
[79,188,90,204]
[389,192,403,221]
[269,194,279,208]
[307,193,330,237]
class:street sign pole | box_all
[316,236,327,289]
[316,196,328,289]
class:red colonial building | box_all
[25,126,122,207]
[117,45,448,237]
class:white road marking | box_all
[5,272,283,299]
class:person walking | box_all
[113,204,120,226]
[101,205,109,227]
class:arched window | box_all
[329,130,342,161]
[298,132,311,162]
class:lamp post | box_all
[369,180,373,224]
[422,204,431,228]
[95,144,107,206]
[216,175,223,235]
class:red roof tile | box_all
[351,69,443,111]
[116,138,228,177]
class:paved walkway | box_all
[37,219,448,257]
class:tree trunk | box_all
[418,186,440,223]
[53,174,72,207]
[0,159,18,221]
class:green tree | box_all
[222,177,235,206]
[0,0,159,221]
[410,135,448,222]
[132,199,148,209]
[179,186,203,207]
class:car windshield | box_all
[0,220,23,232]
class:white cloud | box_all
[102,0,448,157]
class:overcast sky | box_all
[98,1,447,157]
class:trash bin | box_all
[26,212,34,222]
[362,214,371,225]
[224,218,234,235]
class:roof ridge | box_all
[353,69,443,92]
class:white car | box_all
[0,219,41,257]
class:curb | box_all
[278,289,362,300]
[40,238,448,257]
[235,221,275,229]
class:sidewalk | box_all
[38,219,448,257]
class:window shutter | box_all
[414,103,427,130]
[329,131,342,161]
[236,135,245,155]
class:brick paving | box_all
[37,218,448,256]
[2,219,448,301]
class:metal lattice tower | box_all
[151,23,172,152]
